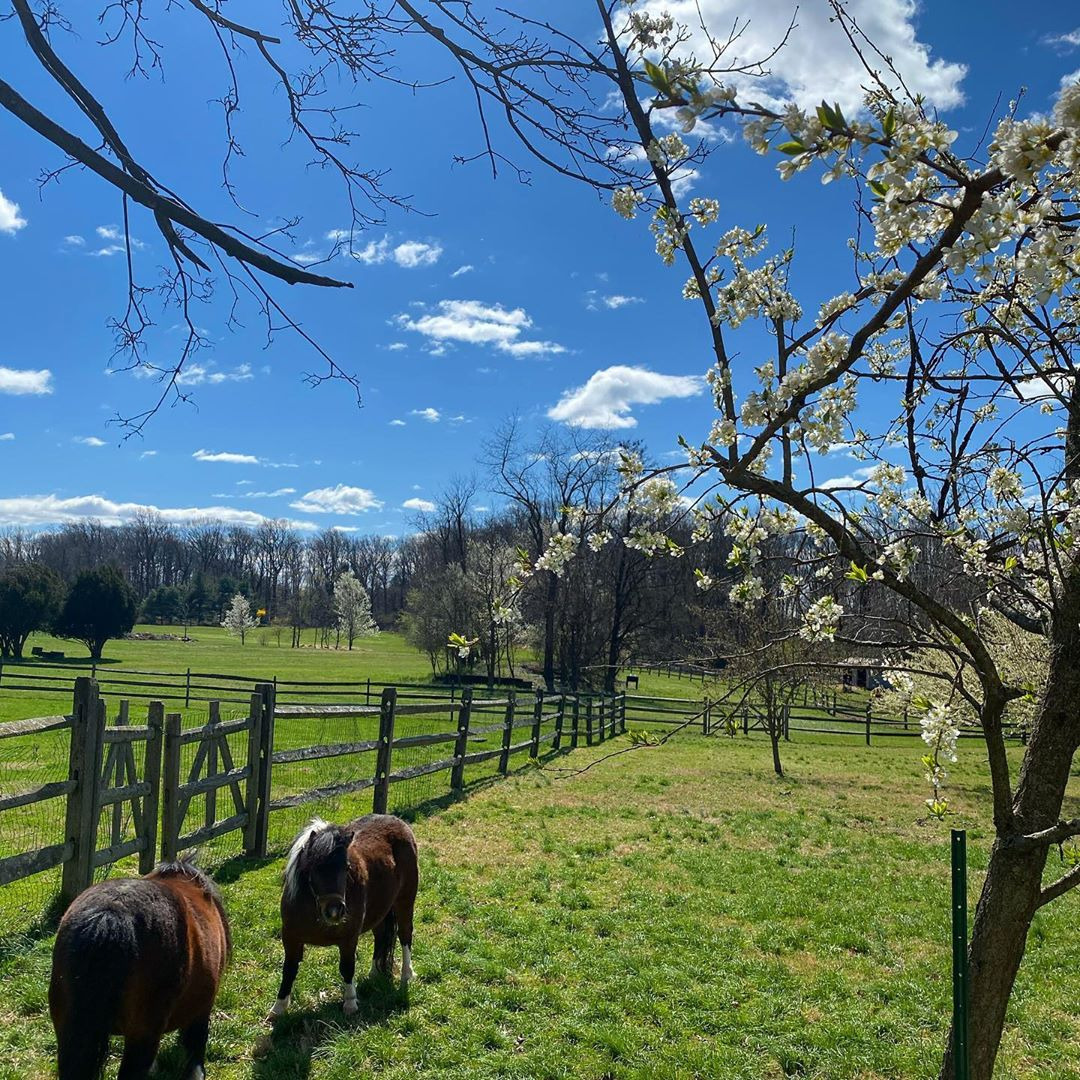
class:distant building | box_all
[841,656,887,691]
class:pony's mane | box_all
[283,818,346,900]
[152,859,232,957]
[153,859,220,896]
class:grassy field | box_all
[0,626,712,726]
[1,731,1078,1079]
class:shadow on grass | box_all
[251,976,408,1080]
[0,894,64,965]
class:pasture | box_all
[1,731,1079,1079]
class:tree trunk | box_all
[770,729,783,778]
[940,841,1046,1080]
[941,601,1080,1080]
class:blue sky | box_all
[1,1,1077,535]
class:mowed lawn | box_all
[2,733,1079,1079]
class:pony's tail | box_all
[53,914,133,1080]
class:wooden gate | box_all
[160,696,262,860]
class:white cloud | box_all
[175,362,254,387]
[73,436,106,448]
[63,234,85,247]
[0,367,53,395]
[819,466,876,490]
[291,252,326,266]
[386,343,407,352]
[290,484,384,514]
[389,419,407,427]
[1060,68,1080,91]
[140,450,157,458]
[88,224,145,257]
[96,225,121,240]
[451,264,474,278]
[587,291,644,311]
[0,191,27,235]
[402,497,436,512]
[1045,29,1080,51]
[393,241,442,268]
[397,299,566,357]
[0,433,14,441]
[633,1,965,116]
[0,493,317,531]
[547,365,704,429]
[341,235,442,268]
[210,487,297,500]
[193,448,260,465]
[411,407,441,423]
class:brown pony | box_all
[49,861,230,1080]
[270,814,418,1018]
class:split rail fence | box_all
[0,679,630,934]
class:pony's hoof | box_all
[343,997,358,1016]
[267,996,290,1021]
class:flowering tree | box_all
[220,593,257,645]
[333,570,378,650]
[387,5,1080,1076]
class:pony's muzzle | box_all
[321,899,347,924]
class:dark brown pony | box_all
[49,861,230,1080]
[270,814,418,1018]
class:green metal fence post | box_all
[951,829,970,1080]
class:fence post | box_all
[61,678,105,907]
[366,676,371,708]
[742,706,749,735]
[160,711,182,862]
[572,695,580,748]
[185,667,191,708]
[703,696,710,735]
[140,702,164,874]
[373,688,398,813]
[243,691,263,855]
[450,687,473,791]
[865,700,872,746]
[783,703,791,742]
[499,692,516,773]
[530,689,543,758]
[205,701,220,831]
[251,682,276,857]
[619,692,627,734]
[903,704,909,731]
[585,698,594,746]
[554,693,565,751]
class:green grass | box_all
[1,732,1079,1079]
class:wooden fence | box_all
[0,681,629,926]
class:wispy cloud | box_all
[175,362,254,387]
[396,299,566,358]
[548,365,704,429]
[0,367,53,395]
[73,436,106,448]
[410,407,441,423]
[140,450,157,458]
[389,419,407,427]
[0,191,27,235]
[193,449,260,465]
[1044,28,1080,51]
[402,497,436,512]
[63,234,85,247]
[330,233,443,269]
[451,264,474,278]
[290,484,384,514]
[0,433,14,442]
[210,487,297,500]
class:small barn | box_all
[841,656,887,691]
